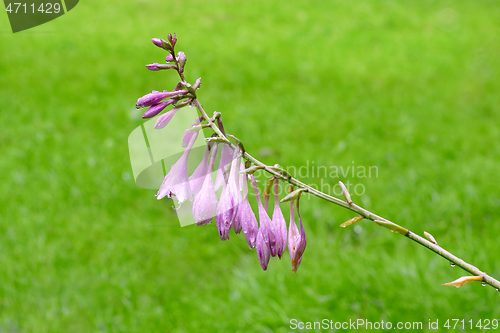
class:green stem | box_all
[174,58,500,291]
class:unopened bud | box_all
[193,77,202,90]
[339,181,352,204]
[177,51,187,68]
[239,165,265,175]
[374,220,408,235]
[168,33,177,47]
[151,38,168,49]
[146,63,177,71]
[424,231,438,245]
[166,54,174,62]
[280,188,307,203]
[262,177,275,198]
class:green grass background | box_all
[1,0,500,332]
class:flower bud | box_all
[166,54,174,62]
[136,91,184,108]
[142,99,175,118]
[146,63,162,71]
[193,77,202,90]
[151,38,168,49]
[168,33,177,47]
[154,109,179,129]
[177,51,187,68]
[339,181,352,204]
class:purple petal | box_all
[156,132,199,203]
[146,63,161,71]
[136,90,188,108]
[154,109,178,129]
[215,144,233,191]
[239,196,258,248]
[250,175,277,256]
[272,179,287,259]
[189,146,210,197]
[215,183,234,241]
[142,100,175,119]
[152,38,167,48]
[256,227,270,271]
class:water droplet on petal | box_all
[482,282,486,286]
[450,262,455,267]
[151,90,159,93]
[496,288,499,292]
[136,105,141,110]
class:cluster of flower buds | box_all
[135,35,307,272]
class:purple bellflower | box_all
[215,144,233,191]
[189,144,210,198]
[288,199,307,273]
[182,116,203,148]
[250,175,274,270]
[215,147,240,241]
[271,178,287,259]
[228,150,243,234]
[193,145,218,226]
[238,173,259,249]
[156,131,198,203]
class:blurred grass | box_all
[1,0,500,332]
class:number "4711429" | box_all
[5,3,62,14]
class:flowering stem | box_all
[171,52,500,291]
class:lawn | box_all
[1,0,499,332]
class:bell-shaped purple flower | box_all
[288,199,306,273]
[189,144,210,197]
[256,226,270,271]
[271,178,287,259]
[238,173,258,249]
[215,146,240,240]
[250,175,275,267]
[228,151,243,234]
[215,144,233,191]
[182,116,203,148]
[156,131,198,203]
[193,145,218,226]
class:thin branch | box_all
[170,47,500,291]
